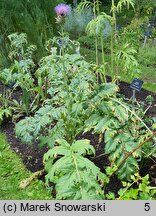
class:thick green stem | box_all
[93,0,99,66]
[96,0,106,83]
[61,25,65,57]
[115,50,119,84]
[111,0,116,79]
[111,0,117,38]
[95,37,99,66]
[100,33,106,82]
[61,58,68,92]
[110,29,114,76]
[101,35,105,66]
[45,76,48,100]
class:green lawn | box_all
[0,133,52,200]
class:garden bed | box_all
[1,78,156,198]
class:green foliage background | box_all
[0,0,64,66]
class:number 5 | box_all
[144,203,150,211]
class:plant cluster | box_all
[12,34,155,199]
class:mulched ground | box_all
[1,78,156,198]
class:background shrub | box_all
[0,0,64,67]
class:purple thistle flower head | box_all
[54,4,71,16]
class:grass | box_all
[80,40,156,93]
[138,40,156,92]
[0,133,52,200]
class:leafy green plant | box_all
[0,33,35,84]
[84,88,155,180]
[15,46,155,181]
[106,173,156,200]
[115,43,140,79]
[1,0,156,201]
[86,3,109,80]
[44,138,109,200]
[120,17,148,49]
[0,84,15,125]
[45,33,80,56]
[0,106,13,125]
[135,0,156,16]
[0,33,37,118]
[15,83,118,148]
[83,0,136,82]
[15,48,96,145]
[102,0,134,81]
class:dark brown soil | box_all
[2,121,48,172]
[1,79,156,198]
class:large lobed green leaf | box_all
[44,139,109,200]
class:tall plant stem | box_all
[62,59,68,92]
[111,0,117,39]
[45,76,48,99]
[110,29,114,77]
[95,37,99,66]
[115,42,120,84]
[93,0,99,66]
[59,25,68,91]
[61,25,65,57]
[111,0,117,81]
[100,32,106,82]
[96,0,106,82]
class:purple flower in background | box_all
[54,4,71,16]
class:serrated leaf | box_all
[117,156,139,180]
[84,113,102,133]
[95,117,110,133]
[114,105,128,124]
[44,146,70,162]
[72,139,95,155]
[55,139,70,148]
[44,139,107,199]
[97,83,118,99]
